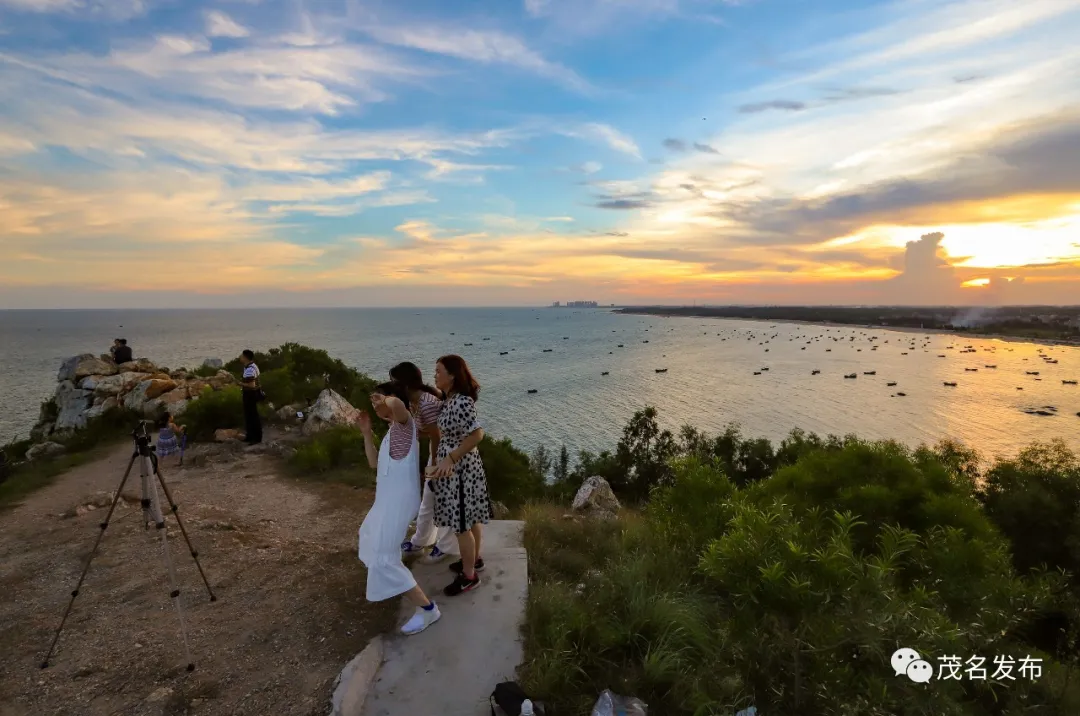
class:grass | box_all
[0,441,123,508]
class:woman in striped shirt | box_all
[354,381,441,635]
[391,362,457,563]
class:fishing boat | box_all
[542,349,553,353]
[655,368,668,373]
[864,371,876,375]
[602,372,609,376]
[500,352,509,355]
[527,389,538,394]
[944,382,957,387]
[844,373,857,379]
[896,392,907,397]
[812,370,821,375]
[887,382,897,386]
[1064,380,1078,385]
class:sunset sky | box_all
[1,0,1078,308]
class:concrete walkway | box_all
[332,520,529,716]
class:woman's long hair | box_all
[389,361,441,398]
[372,380,411,411]
[437,354,480,402]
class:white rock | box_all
[302,389,361,436]
[85,396,118,419]
[123,381,153,411]
[571,476,621,515]
[26,441,65,461]
[54,381,94,431]
[92,372,148,396]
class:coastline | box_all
[616,309,1080,348]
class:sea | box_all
[1,308,1078,462]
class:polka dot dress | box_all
[431,393,493,534]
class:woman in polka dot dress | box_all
[429,354,493,596]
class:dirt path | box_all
[0,435,395,716]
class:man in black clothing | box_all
[112,339,133,365]
[239,349,262,445]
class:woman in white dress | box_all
[355,381,441,635]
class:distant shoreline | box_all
[616,308,1080,348]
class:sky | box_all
[0,0,1078,308]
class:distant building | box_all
[566,300,599,308]
[552,301,561,307]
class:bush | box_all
[980,440,1080,580]
[520,445,1078,716]
[480,436,546,507]
[182,386,245,440]
[290,425,372,479]
[224,343,377,409]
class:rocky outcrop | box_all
[572,476,621,518]
[31,354,240,441]
[26,441,65,461]
[301,389,360,436]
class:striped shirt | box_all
[242,363,260,381]
[387,415,415,460]
[414,391,442,431]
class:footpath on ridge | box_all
[332,520,529,716]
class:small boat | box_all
[844,373,857,379]
[1017,387,1024,390]
[901,352,908,355]
[985,365,997,369]
[601,371,609,376]
[643,340,649,343]
[563,337,569,340]
[812,370,821,375]
[617,344,624,347]
[938,355,947,358]
[1026,371,1040,375]
[753,371,762,376]
[499,351,509,355]
[896,392,907,397]
[1064,380,1078,385]
[944,382,957,387]
[464,343,473,346]
[863,371,876,375]
[527,389,538,394]
[826,349,832,352]
[887,382,897,386]
[483,337,490,341]
[542,349,553,353]
[655,368,668,373]
[964,368,978,372]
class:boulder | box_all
[202,358,224,369]
[118,358,158,374]
[73,357,119,380]
[215,428,243,442]
[277,404,305,422]
[164,398,189,417]
[142,398,165,417]
[85,396,118,419]
[123,380,154,411]
[143,379,177,400]
[26,441,65,461]
[158,388,187,405]
[571,476,621,517]
[54,381,94,431]
[57,354,95,382]
[302,389,361,436]
[92,372,148,397]
[206,370,237,391]
[184,380,210,399]
[169,369,189,381]
[78,375,104,391]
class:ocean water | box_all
[1,308,1078,461]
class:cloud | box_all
[662,138,686,152]
[204,10,250,39]
[359,24,594,93]
[524,0,549,16]
[820,86,901,102]
[693,142,719,154]
[596,197,653,210]
[737,99,806,114]
[0,0,148,19]
[561,123,641,158]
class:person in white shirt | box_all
[239,349,262,445]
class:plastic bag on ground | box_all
[591,689,648,716]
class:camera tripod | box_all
[41,422,217,671]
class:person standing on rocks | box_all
[391,361,456,564]
[239,349,262,445]
[428,355,492,596]
[354,381,441,635]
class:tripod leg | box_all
[41,452,139,669]
[147,455,196,672]
[153,456,217,602]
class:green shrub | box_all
[290,426,370,475]
[520,446,1077,716]
[223,343,377,408]
[980,440,1080,580]
[190,364,219,378]
[480,436,546,507]
[182,386,245,440]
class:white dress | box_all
[357,419,422,601]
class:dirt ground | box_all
[0,431,396,716]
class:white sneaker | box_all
[401,603,441,635]
[421,546,449,564]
